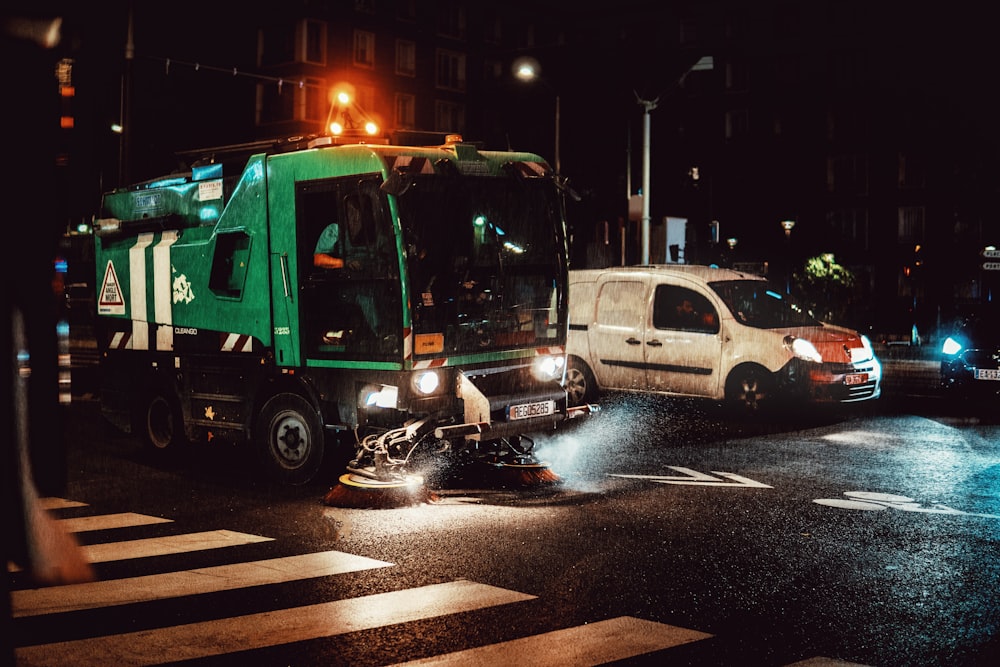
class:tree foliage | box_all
[793,253,856,324]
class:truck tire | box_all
[135,387,186,455]
[565,357,597,407]
[725,365,773,417]
[255,393,324,485]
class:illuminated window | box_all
[354,30,375,68]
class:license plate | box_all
[974,368,1000,381]
[844,373,868,386]
[508,400,555,420]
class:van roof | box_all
[569,264,767,283]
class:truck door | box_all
[644,282,723,398]
[588,277,650,392]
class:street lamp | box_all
[781,219,796,293]
[513,57,560,175]
[637,55,713,265]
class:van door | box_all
[644,282,724,398]
[588,277,650,392]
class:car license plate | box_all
[844,373,868,386]
[508,400,555,420]
[974,368,1000,381]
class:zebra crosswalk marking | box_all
[387,615,714,666]
[11,550,393,617]
[80,529,274,564]
[57,512,173,533]
[38,498,87,510]
[15,580,537,667]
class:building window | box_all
[827,154,868,196]
[725,60,749,92]
[828,208,869,251]
[354,30,375,68]
[396,0,417,21]
[898,207,925,244]
[437,1,466,40]
[396,93,415,129]
[436,49,466,92]
[257,77,322,126]
[484,8,502,44]
[435,100,465,133]
[301,19,326,65]
[354,0,375,13]
[898,152,927,190]
[725,109,749,140]
[396,39,416,77]
[679,18,698,45]
[355,85,376,117]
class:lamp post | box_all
[781,219,796,293]
[513,57,560,175]
[637,56,713,265]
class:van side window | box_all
[653,284,719,334]
[596,280,646,329]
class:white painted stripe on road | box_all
[388,615,713,666]
[57,512,174,533]
[80,530,274,564]
[37,498,87,510]
[12,550,393,617]
[15,580,536,666]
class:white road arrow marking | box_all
[815,491,1000,519]
[610,466,772,488]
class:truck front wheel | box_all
[255,393,325,485]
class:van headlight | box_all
[941,336,964,356]
[532,354,565,382]
[784,335,823,364]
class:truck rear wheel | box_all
[134,387,186,456]
[255,393,324,485]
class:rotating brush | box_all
[322,472,437,509]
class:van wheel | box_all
[135,387,186,455]
[565,358,597,407]
[255,393,324,485]
[725,366,773,416]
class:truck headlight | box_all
[532,354,565,382]
[412,370,441,395]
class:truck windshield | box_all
[709,280,818,329]
[397,172,566,355]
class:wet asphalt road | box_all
[8,371,999,666]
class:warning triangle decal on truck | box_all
[98,259,126,315]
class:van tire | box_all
[255,392,325,485]
[565,357,597,407]
[725,365,773,416]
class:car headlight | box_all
[532,354,565,382]
[941,336,964,356]
[784,335,823,364]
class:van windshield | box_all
[709,280,818,329]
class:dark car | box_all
[940,303,1000,398]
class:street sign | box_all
[982,262,1000,271]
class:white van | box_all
[566,265,881,413]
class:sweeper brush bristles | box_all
[322,473,437,509]
[472,462,562,489]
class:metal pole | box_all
[554,94,561,176]
[639,98,657,265]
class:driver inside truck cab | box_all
[313,195,370,270]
